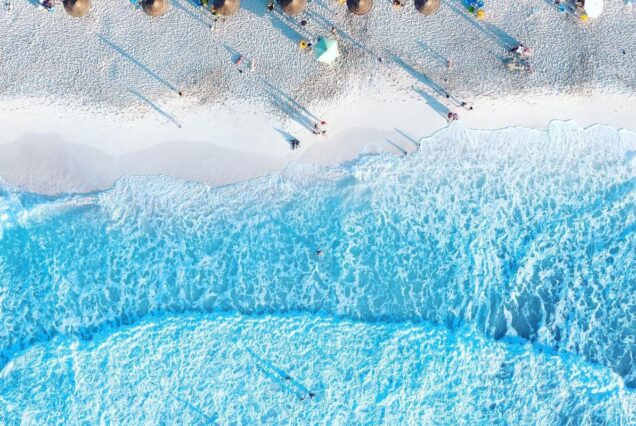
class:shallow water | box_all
[1,121,635,422]
[1,313,634,424]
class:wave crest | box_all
[1,121,635,386]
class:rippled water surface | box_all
[1,122,635,423]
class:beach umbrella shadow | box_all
[128,88,182,128]
[23,0,43,8]
[443,0,520,50]
[268,11,306,44]
[98,34,180,95]
[239,0,267,16]
[170,0,215,28]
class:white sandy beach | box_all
[1,0,635,193]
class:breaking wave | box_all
[1,121,635,421]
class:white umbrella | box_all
[584,0,603,19]
[314,38,339,65]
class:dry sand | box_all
[1,0,635,194]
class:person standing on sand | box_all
[314,121,327,135]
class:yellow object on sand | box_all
[299,40,308,49]
[476,9,485,19]
[580,14,589,21]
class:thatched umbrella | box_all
[212,0,239,16]
[278,0,307,15]
[63,0,90,17]
[415,0,439,15]
[347,0,371,15]
[141,0,168,17]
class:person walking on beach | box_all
[314,122,326,135]
[447,112,458,123]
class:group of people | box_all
[506,43,533,73]
[39,0,54,10]
[312,120,327,135]
[289,120,327,150]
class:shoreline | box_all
[1,88,635,195]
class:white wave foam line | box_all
[0,122,635,389]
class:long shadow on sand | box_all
[417,41,449,68]
[269,11,307,44]
[394,128,420,148]
[275,128,300,149]
[223,44,242,63]
[98,35,180,95]
[391,55,462,108]
[22,0,41,8]
[540,0,577,16]
[128,89,182,128]
[241,0,268,17]
[413,87,449,118]
[384,139,408,156]
[170,0,215,28]
[264,81,323,134]
[444,0,520,49]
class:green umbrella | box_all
[314,38,339,65]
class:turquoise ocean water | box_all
[0,122,635,424]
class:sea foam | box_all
[1,313,633,424]
[0,121,635,393]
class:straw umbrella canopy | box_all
[63,0,90,17]
[212,0,239,16]
[415,0,439,16]
[278,0,307,15]
[347,0,372,15]
[141,0,168,17]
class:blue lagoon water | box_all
[0,122,635,423]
